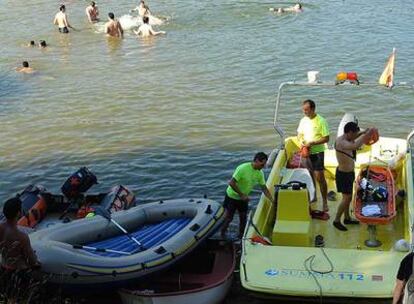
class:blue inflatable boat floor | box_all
[85,218,191,257]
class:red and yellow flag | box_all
[379,48,396,88]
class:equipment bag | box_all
[61,167,98,199]
[17,185,48,228]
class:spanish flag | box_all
[379,48,396,88]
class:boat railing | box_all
[273,81,414,148]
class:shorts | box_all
[335,168,355,194]
[223,194,248,216]
[59,27,69,33]
[309,152,325,171]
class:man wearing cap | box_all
[86,1,99,23]
[297,99,330,212]
[333,122,371,231]
[220,152,273,240]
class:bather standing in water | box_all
[105,12,124,38]
[53,4,73,33]
[270,3,303,13]
[131,0,150,17]
[86,1,99,23]
[134,16,165,37]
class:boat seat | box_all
[272,185,312,247]
[281,168,316,202]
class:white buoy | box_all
[307,71,320,84]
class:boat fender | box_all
[266,148,279,168]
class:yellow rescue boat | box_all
[240,81,414,301]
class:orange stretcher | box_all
[354,165,396,225]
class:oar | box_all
[73,244,131,255]
[93,206,145,250]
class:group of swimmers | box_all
[54,1,165,38]
[16,1,165,74]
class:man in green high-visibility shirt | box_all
[220,152,274,239]
[297,99,330,212]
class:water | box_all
[1,0,414,302]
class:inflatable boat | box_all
[240,81,414,301]
[31,198,224,289]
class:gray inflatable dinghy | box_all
[30,198,224,289]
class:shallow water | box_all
[1,0,414,302]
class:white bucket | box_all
[307,71,320,83]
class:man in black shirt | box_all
[393,252,414,304]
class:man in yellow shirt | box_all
[297,99,330,212]
[220,152,273,239]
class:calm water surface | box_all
[1,0,414,302]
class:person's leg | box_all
[335,193,351,222]
[315,170,328,211]
[238,211,247,239]
[220,196,236,238]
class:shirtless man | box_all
[134,16,165,37]
[105,12,124,38]
[0,197,40,271]
[333,122,372,231]
[270,3,303,13]
[131,0,150,17]
[53,5,73,33]
[86,1,99,23]
[16,61,35,74]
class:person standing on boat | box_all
[297,99,330,212]
[333,122,371,231]
[0,197,40,271]
[220,152,273,240]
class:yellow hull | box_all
[241,135,413,299]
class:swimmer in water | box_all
[105,12,124,38]
[16,61,35,74]
[131,0,151,17]
[86,1,99,23]
[269,3,303,13]
[53,5,74,33]
[39,40,47,48]
[134,16,165,37]
[27,40,35,47]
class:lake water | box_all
[1,0,414,302]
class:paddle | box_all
[93,206,145,250]
[73,244,131,255]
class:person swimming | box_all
[28,40,35,47]
[269,3,303,13]
[16,61,35,74]
[39,40,47,48]
[134,15,165,37]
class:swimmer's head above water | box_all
[91,1,96,7]
[108,12,115,20]
[60,4,66,12]
[39,40,47,48]
[22,61,29,68]
[29,40,35,46]
[143,16,149,24]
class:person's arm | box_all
[53,14,58,25]
[64,14,72,28]
[118,23,124,38]
[229,178,249,202]
[133,29,140,36]
[22,234,40,268]
[260,185,273,202]
[130,6,139,12]
[86,8,92,23]
[392,279,405,304]
[105,23,109,34]
[149,28,165,36]
[338,130,371,150]
[306,135,329,147]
